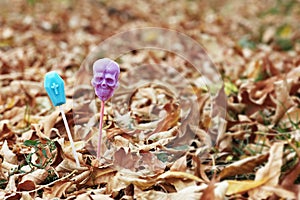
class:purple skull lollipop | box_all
[91,58,120,162]
[91,58,120,101]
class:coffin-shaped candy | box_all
[44,71,66,106]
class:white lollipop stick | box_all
[59,106,80,168]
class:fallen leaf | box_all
[260,185,296,199]
[20,169,48,185]
[0,140,17,164]
[85,167,116,187]
[136,185,205,200]
[249,142,284,199]
[90,194,114,200]
[5,174,18,193]
[271,79,294,124]
[280,158,300,194]
[43,180,73,199]
[109,169,157,191]
[225,179,268,195]
[218,153,268,179]
[200,179,215,200]
[214,181,228,199]
[170,155,187,172]
[17,180,35,191]
[158,171,203,182]
[278,107,300,129]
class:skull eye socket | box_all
[106,78,115,86]
[96,77,103,83]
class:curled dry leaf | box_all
[114,148,165,173]
[5,174,18,193]
[249,142,284,199]
[111,171,153,193]
[85,167,116,187]
[17,180,36,192]
[259,185,296,199]
[278,107,300,129]
[271,79,294,124]
[171,179,197,192]
[200,179,215,200]
[170,155,187,172]
[136,185,205,200]
[280,158,300,195]
[225,179,268,196]
[0,140,17,164]
[41,101,73,138]
[218,153,269,180]
[42,180,73,199]
[200,179,228,200]
[20,169,48,185]
[158,171,203,183]
[90,194,114,200]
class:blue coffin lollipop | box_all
[44,71,66,106]
[44,71,81,168]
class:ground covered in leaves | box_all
[1,0,300,199]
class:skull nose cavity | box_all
[101,80,107,88]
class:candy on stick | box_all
[44,71,80,168]
[91,58,120,160]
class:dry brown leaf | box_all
[43,180,73,199]
[278,107,300,129]
[225,179,268,195]
[17,180,36,191]
[170,155,187,172]
[56,158,88,173]
[147,126,178,142]
[238,77,276,116]
[260,185,296,199]
[1,160,18,177]
[75,192,92,200]
[249,142,284,199]
[137,136,177,152]
[213,181,228,199]
[171,179,197,191]
[153,102,181,133]
[20,169,48,185]
[71,170,91,184]
[271,79,294,124]
[5,174,18,193]
[11,80,43,98]
[113,148,137,170]
[21,192,34,200]
[136,185,204,200]
[0,140,17,164]
[218,153,268,179]
[136,190,168,200]
[109,169,157,191]
[41,110,60,138]
[90,194,114,200]
[41,102,73,137]
[158,171,203,182]
[200,180,215,200]
[18,169,49,191]
[85,167,116,187]
[3,107,26,125]
[280,158,300,194]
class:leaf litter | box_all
[0,0,300,199]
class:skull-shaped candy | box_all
[91,58,120,101]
